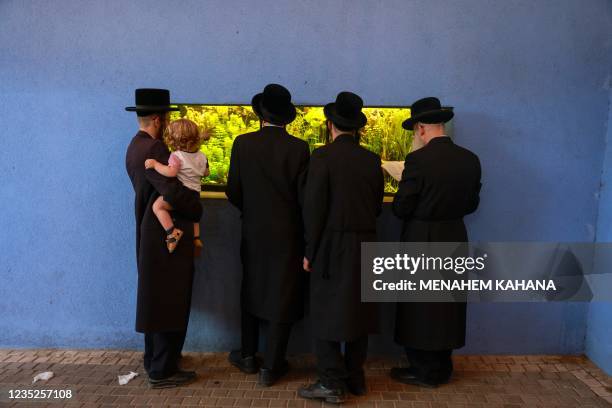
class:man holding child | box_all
[125,89,202,388]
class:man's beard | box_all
[157,121,167,140]
[411,132,425,151]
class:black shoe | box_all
[258,361,289,387]
[298,381,345,404]
[228,350,260,374]
[148,370,197,389]
[389,367,439,388]
[346,374,367,396]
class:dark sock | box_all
[165,227,175,235]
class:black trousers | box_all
[315,336,369,388]
[241,310,292,371]
[405,347,453,384]
[143,330,187,380]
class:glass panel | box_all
[170,104,418,193]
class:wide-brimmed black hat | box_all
[125,88,180,115]
[402,97,454,130]
[251,84,296,125]
[324,91,367,129]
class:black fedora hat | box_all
[251,84,297,125]
[125,88,180,115]
[324,91,367,129]
[402,97,454,130]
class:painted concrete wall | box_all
[1,1,611,357]
[586,85,612,375]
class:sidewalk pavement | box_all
[0,350,610,407]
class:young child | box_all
[144,118,209,255]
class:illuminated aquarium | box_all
[170,104,450,194]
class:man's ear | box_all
[416,124,423,138]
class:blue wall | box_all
[586,87,612,375]
[1,1,611,359]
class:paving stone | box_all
[0,350,610,407]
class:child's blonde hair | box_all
[164,118,205,152]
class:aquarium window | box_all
[170,104,452,194]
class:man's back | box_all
[392,136,482,351]
[226,126,310,235]
[393,137,481,223]
[125,131,203,257]
[302,133,384,343]
[125,131,168,257]
[225,125,310,323]
[303,134,384,268]
[126,131,162,200]
[308,134,383,233]
[124,128,201,334]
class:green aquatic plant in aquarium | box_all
[170,104,413,193]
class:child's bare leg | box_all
[194,223,200,238]
[152,196,175,231]
[153,196,183,253]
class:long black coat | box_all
[125,131,202,333]
[303,134,384,341]
[226,126,310,323]
[392,136,481,350]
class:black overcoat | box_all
[125,131,203,333]
[303,134,385,341]
[226,126,310,323]
[392,137,481,350]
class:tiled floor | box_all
[0,350,610,407]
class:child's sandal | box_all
[194,236,203,258]
[166,228,184,253]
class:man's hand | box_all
[303,257,311,272]
[144,159,158,169]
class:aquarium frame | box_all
[173,102,453,110]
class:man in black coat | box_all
[225,84,310,386]
[298,92,384,403]
[125,89,203,388]
[391,97,481,387]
